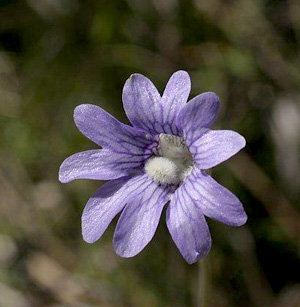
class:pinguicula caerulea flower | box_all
[59,70,247,264]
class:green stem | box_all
[198,257,209,307]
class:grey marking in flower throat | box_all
[145,133,194,185]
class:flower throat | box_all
[144,133,193,185]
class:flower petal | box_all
[122,71,190,135]
[161,70,191,134]
[113,181,171,257]
[166,185,212,264]
[82,174,151,243]
[183,168,247,226]
[187,129,246,169]
[177,92,220,132]
[74,104,153,151]
[122,73,162,134]
[58,149,145,183]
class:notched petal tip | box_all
[81,211,102,244]
[202,91,220,99]
[126,73,146,84]
[234,212,248,227]
[239,134,247,149]
[58,159,72,184]
[232,132,247,155]
[114,244,137,258]
[82,233,97,244]
[73,103,98,120]
[58,152,91,184]
[172,69,190,78]
[184,238,212,264]
[82,227,101,244]
[166,70,191,89]
[73,104,102,134]
[58,174,68,184]
[129,72,142,78]
[113,237,135,258]
[122,72,159,101]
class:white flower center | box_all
[144,134,193,185]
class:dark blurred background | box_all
[0,0,300,306]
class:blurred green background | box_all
[0,0,300,306]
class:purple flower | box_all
[59,70,247,264]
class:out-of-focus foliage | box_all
[0,0,300,306]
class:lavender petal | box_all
[82,174,151,243]
[161,70,191,134]
[184,168,247,226]
[186,129,246,169]
[122,73,161,134]
[177,92,220,132]
[166,185,212,264]
[113,181,171,257]
[74,104,153,152]
[122,71,190,135]
[58,149,146,183]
